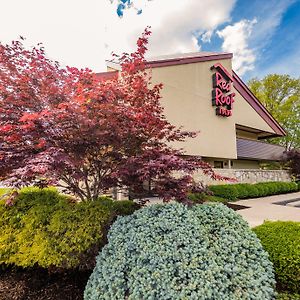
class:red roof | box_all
[106,52,233,70]
[145,52,233,68]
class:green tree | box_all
[248,74,300,150]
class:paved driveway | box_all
[231,192,300,227]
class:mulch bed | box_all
[0,267,90,300]
[225,203,249,211]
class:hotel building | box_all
[102,52,289,184]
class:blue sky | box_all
[199,0,300,80]
[0,0,299,81]
[114,0,300,80]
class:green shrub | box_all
[254,182,269,197]
[233,183,256,199]
[270,182,298,195]
[254,221,300,293]
[209,184,239,200]
[98,197,140,216]
[277,292,300,300]
[85,203,275,300]
[204,195,228,202]
[187,192,205,202]
[0,187,11,198]
[188,192,226,203]
[208,181,298,201]
[0,187,139,270]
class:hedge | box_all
[85,203,275,300]
[209,181,298,201]
[0,187,139,270]
[253,221,300,293]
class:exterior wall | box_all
[151,59,237,159]
[193,169,291,185]
[150,59,277,160]
[203,157,260,169]
[232,159,260,169]
[107,66,117,72]
[232,91,275,134]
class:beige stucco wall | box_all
[150,59,277,160]
[107,66,117,72]
[232,159,260,169]
[232,91,275,133]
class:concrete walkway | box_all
[231,192,300,227]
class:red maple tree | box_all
[0,29,225,202]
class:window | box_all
[214,161,224,168]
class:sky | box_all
[0,0,299,80]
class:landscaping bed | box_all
[1,188,299,299]
[225,202,249,211]
[0,268,298,300]
[0,267,90,300]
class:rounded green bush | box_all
[85,203,275,300]
[254,221,300,293]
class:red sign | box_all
[211,64,235,117]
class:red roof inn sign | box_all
[211,63,235,117]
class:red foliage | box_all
[0,29,227,202]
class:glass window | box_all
[214,161,224,168]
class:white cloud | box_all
[201,30,213,43]
[0,0,236,71]
[217,19,257,75]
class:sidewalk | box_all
[231,192,300,227]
